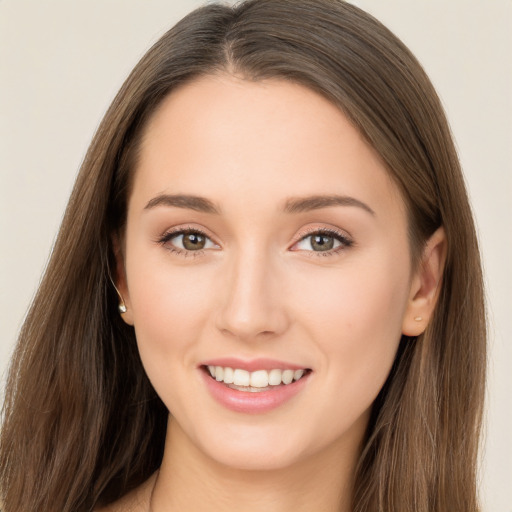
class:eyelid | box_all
[155,224,353,256]
[156,225,221,251]
[293,224,352,242]
[290,225,354,253]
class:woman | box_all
[0,1,486,511]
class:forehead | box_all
[131,74,405,224]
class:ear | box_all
[402,227,447,336]
[112,235,134,326]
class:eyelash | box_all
[157,227,212,258]
[156,226,353,257]
[292,227,354,256]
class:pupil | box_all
[183,233,205,250]
[312,235,333,251]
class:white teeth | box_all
[223,366,234,384]
[206,365,308,389]
[250,370,269,388]
[215,366,224,381]
[282,369,294,385]
[233,369,250,386]
[268,369,282,385]
[294,369,304,381]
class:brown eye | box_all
[310,235,334,251]
[182,233,206,250]
[292,230,352,254]
[161,229,219,253]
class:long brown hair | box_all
[0,1,486,510]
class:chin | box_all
[206,442,305,472]
[190,420,316,472]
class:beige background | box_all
[1,1,510,509]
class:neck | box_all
[150,415,365,512]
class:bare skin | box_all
[100,75,445,511]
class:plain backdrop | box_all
[1,1,511,510]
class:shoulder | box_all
[94,473,157,512]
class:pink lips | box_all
[201,357,306,372]
[199,358,311,414]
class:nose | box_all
[215,248,290,341]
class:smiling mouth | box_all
[202,365,312,392]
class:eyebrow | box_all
[143,193,375,216]
[144,194,221,214]
[283,195,375,216]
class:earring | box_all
[114,284,127,315]
[107,263,127,315]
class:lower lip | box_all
[200,369,310,414]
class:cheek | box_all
[125,253,215,383]
[289,251,410,413]
[294,252,408,336]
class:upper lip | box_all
[200,357,309,372]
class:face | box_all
[118,75,418,471]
